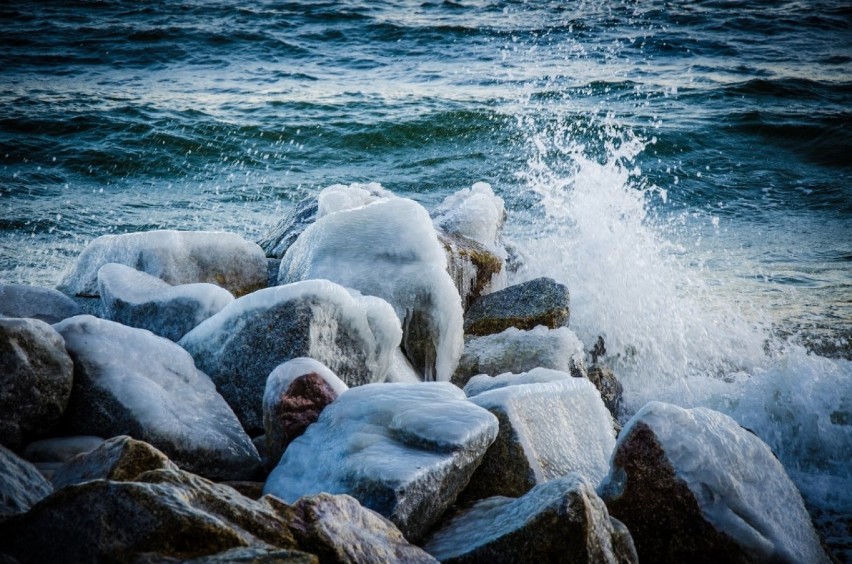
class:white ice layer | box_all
[464,366,573,397]
[264,357,349,413]
[432,182,505,251]
[612,401,829,564]
[316,182,392,218]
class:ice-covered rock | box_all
[0,318,73,448]
[97,263,234,341]
[438,230,505,311]
[56,230,267,297]
[51,435,177,489]
[54,315,260,480]
[263,358,348,469]
[463,366,573,397]
[453,326,586,388]
[278,189,463,382]
[463,277,570,336]
[599,401,829,564]
[263,382,499,542]
[385,347,424,383]
[432,182,505,251]
[180,281,401,434]
[463,377,616,501]
[0,284,81,323]
[0,445,53,521]
[587,364,623,417]
[177,547,317,563]
[424,473,637,564]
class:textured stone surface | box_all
[463,277,570,336]
[257,194,321,259]
[55,316,260,480]
[438,231,504,311]
[587,364,623,417]
[0,284,81,323]
[22,436,104,464]
[425,474,637,564]
[0,318,73,448]
[0,445,53,522]
[176,547,318,563]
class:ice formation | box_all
[464,366,574,397]
[0,284,81,323]
[432,182,505,251]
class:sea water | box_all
[1,1,849,556]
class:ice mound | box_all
[463,366,574,397]
[0,284,82,323]
[432,182,505,251]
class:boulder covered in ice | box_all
[56,230,267,297]
[599,401,829,564]
[432,182,505,252]
[97,262,234,341]
[424,473,637,564]
[0,317,73,449]
[0,444,53,521]
[587,364,624,417]
[463,366,573,397]
[278,187,464,382]
[263,357,348,469]
[463,277,570,336]
[263,382,499,542]
[54,315,260,480]
[463,377,616,501]
[179,280,401,434]
[438,230,505,312]
[0,284,82,323]
[453,325,586,388]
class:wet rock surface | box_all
[463,277,570,336]
[0,445,53,522]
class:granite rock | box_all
[463,277,570,336]
[0,445,53,522]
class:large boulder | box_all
[0,445,53,522]
[54,316,260,480]
[56,230,267,297]
[98,263,234,341]
[438,231,504,312]
[0,284,81,323]
[278,185,463,382]
[463,277,570,336]
[424,473,637,564]
[463,377,616,501]
[599,401,829,564]
[179,281,401,434]
[263,358,348,470]
[264,382,499,542]
[0,318,73,449]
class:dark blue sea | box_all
[1,0,850,557]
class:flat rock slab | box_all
[264,382,498,542]
[463,277,570,336]
[600,401,829,564]
[55,315,260,481]
[0,284,81,323]
[0,445,53,522]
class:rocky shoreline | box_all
[0,183,832,563]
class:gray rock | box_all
[56,230,267,297]
[54,315,260,480]
[463,377,615,502]
[463,277,570,336]
[50,435,177,489]
[179,281,400,434]
[0,284,81,323]
[264,382,498,542]
[22,436,104,464]
[257,194,321,259]
[599,401,829,564]
[424,473,637,564]
[97,263,234,341]
[0,445,53,522]
[587,364,623,417]
[0,318,73,448]
[438,231,504,312]
[179,547,318,563]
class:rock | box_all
[424,473,637,564]
[263,358,348,470]
[0,318,73,448]
[599,401,829,564]
[438,231,504,312]
[56,230,267,297]
[266,258,282,287]
[463,366,573,397]
[264,382,498,542]
[452,326,586,388]
[178,547,318,563]
[50,435,177,489]
[69,296,103,317]
[22,436,104,464]
[0,445,53,522]
[257,193,320,259]
[586,364,623,417]
[179,281,401,434]
[290,493,437,563]
[0,284,81,323]
[54,315,260,480]
[97,263,234,341]
[463,277,570,336]
[222,482,265,501]
[463,377,615,501]
[0,468,300,563]
[278,185,463,382]
[431,182,506,251]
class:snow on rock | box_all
[0,444,53,521]
[424,473,637,564]
[56,230,267,297]
[463,277,570,336]
[278,188,463,382]
[463,377,616,502]
[263,358,348,469]
[54,315,260,481]
[432,182,505,251]
[463,366,573,397]
[599,401,829,564]
[263,382,499,542]
[0,317,73,449]
[179,281,401,434]
[0,284,81,323]
[97,263,234,341]
[453,326,586,388]
[438,230,505,312]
